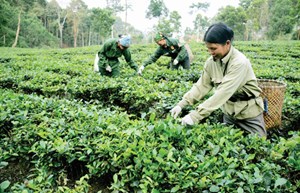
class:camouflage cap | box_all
[154,32,164,42]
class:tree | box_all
[67,0,88,47]
[193,14,209,42]
[168,11,182,34]
[21,15,59,47]
[90,8,115,44]
[189,2,210,42]
[105,0,124,37]
[240,0,269,40]
[113,16,144,43]
[183,27,195,42]
[155,11,181,36]
[47,0,68,48]
[146,0,169,42]
[267,0,299,39]
[189,2,209,14]
[31,1,48,28]
[105,0,124,13]
[0,0,58,47]
[0,0,17,46]
[146,0,168,19]
[215,6,247,40]
[123,0,133,33]
[10,0,38,47]
[239,0,252,10]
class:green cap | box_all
[154,32,164,42]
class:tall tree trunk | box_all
[1,35,5,45]
[244,22,249,41]
[88,27,91,46]
[58,15,67,48]
[81,32,84,47]
[73,19,78,48]
[12,11,21,48]
[125,0,128,33]
[59,27,63,48]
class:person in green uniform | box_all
[137,32,192,75]
[170,23,267,137]
[94,35,138,77]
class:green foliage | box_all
[156,11,182,36]
[21,15,59,48]
[0,0,18,47]
[146,0,169,19]
[1,0,299,48]
[0,180,10,192]
[0,41,299,192]
[194,14,209,34]
[215,6,247,40]
[267,0,299,39]
[189,2,210,13]
[90,8,116,39]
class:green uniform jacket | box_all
[97,38,138,71]
[143,37,188,67]
[177,46,264,123]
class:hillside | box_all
[0,41,299,192]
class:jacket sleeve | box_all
[177,67,213,108]
[143,47,163,67]
[168,38,188,62]
[188,59,250,123]
[123,49,138,71]
[175,43,188,62]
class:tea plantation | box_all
[0,41,299,192]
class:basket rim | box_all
[257,79,287,88]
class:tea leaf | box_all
[275,178,287,187]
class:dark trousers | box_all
[223,113,267,137]
[98,57,120,77]
[170,56,190,70]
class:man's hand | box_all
[181,114,194,126]
[173,59,179,65]
[105,65,112,72]
[138,65,144,76]
[170,105,182,119]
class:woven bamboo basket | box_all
[257,79,286,130]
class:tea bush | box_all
[0,41,299,192]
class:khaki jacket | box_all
[177,46,264,123]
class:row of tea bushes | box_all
[0,89,299,192]
[0,41,300,192]
[0,41,299,133]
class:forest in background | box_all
[0,0,299,48]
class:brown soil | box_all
[0,159,32,185]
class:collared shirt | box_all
[177,46,264,122]
[143,37,188,67]
[98,38,138,71]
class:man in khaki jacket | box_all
[170,23,267,137]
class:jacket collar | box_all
[221,45,233,65]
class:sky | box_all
[55,0,240,33]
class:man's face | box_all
[156,39,166,47]
[118,43,128,50]
[205,41,230,60]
